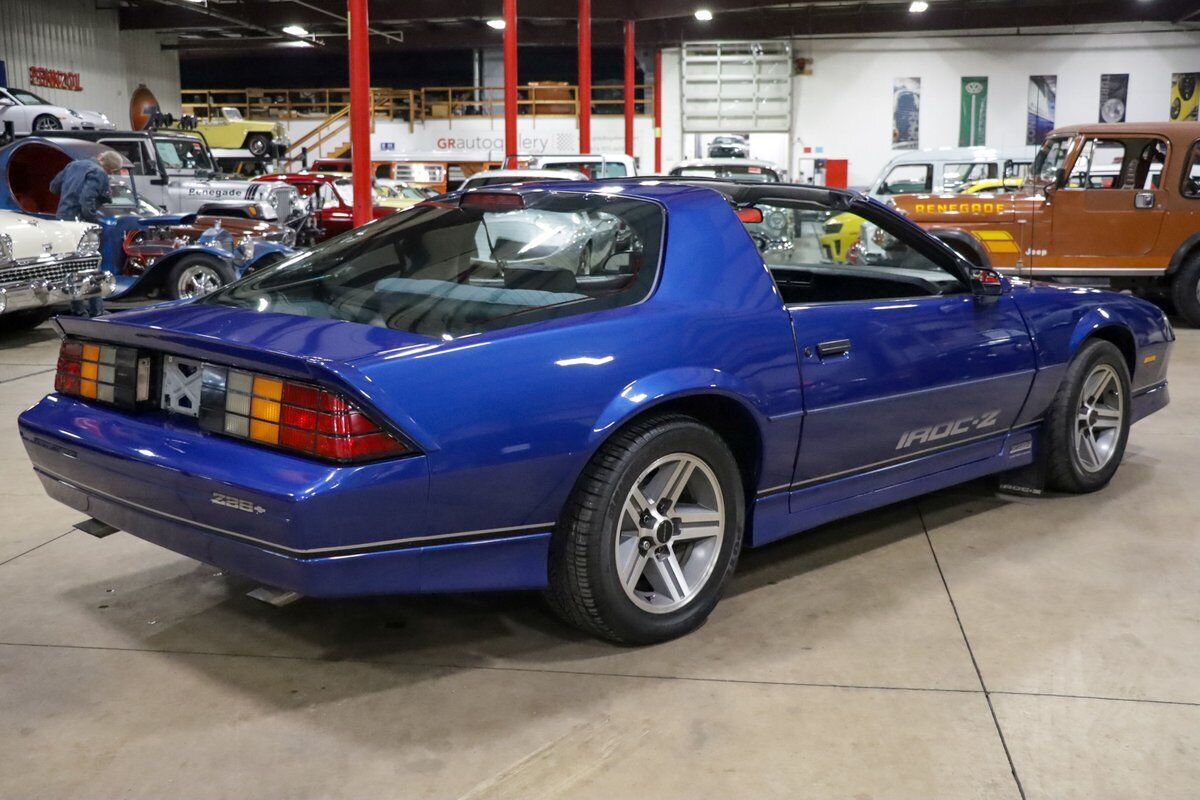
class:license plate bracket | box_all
[160,355,203,418]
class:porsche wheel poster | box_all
[1099,73,1128,123]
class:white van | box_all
[525,154,637,179]
[867,146,1037,197]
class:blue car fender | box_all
[109,244,234,300]
[587,366,768,449]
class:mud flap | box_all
[995,436,1045,497]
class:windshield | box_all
[99,174,162,215]
[222,107,244,121]
[10,89,50,106]
[671,166,780,183]
[466,175,570,189]
[543,161,627,179]
[154,137,216,174]
[1029,137,1071,188]
[205,192,663,337]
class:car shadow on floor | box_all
[54,450,1161,714]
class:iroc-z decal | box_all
[895,410,1000,451]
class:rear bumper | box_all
[19,395,551,596]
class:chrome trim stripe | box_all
[1021,268,1168,277]
[35,466,553,557]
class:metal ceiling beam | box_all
[141,0,328,45]
[134,0,1200,50]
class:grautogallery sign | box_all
[366,117,652,160]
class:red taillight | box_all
[198,365,410,464]
[54,338,149,407]
[459,191,525,212]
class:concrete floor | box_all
[0,321,1197,800]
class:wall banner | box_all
[1170,73,1198,121]
[1098,73,1128,123]
[892,77,920,150]
[959,77,988,147]
[1026,75,1057,146]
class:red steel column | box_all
[653,49,662,172]
[348,0,372,228]
[577,0,591,153]
[623,20,635,158]
[504,0,518,166]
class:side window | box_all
[1068,139,1127,189]
[102,140,148,175]
[744,202,965,304]
[1183,142,1200,199]
[878,164,932,195]
[1003,160,1030,179]
[942,162,996,192]
[1136,140,1167,190]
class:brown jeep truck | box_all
[887,122,1200,324]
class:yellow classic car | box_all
[959,177,1025,194]
[331,178,427,210]
[818,212,862,263]
[185,107,289,158]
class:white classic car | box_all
[0,210,112,325]
[0,88,116,135]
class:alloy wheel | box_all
[1074,363,1124,473]
[615,453,725,614]
[177,264,223,298]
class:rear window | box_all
[670,166,780,183]
[205,192,663,337]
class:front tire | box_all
[245,134,271,157]
[546,414,744,644]
[1044,339,1131,493]
[166,255,234,300]
[33,114,62,132]
[1170,253,1200,327]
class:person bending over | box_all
[49,151,123,316]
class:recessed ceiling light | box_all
[909,1,929,11]
[282,25,309,37]
[694,9,713,21]
[486,18,506,30]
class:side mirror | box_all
[969,267,1006,298]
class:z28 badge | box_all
[211,492,267,514]
[895,410,1000,450]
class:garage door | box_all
[681,41,792,132]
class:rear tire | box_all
[1170,253,1200,327]
[1043,339,1131,493]
[546,414,744,644]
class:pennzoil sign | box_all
[29,67,82,92]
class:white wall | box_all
[0,0,181,126]
[791,30,1200,186]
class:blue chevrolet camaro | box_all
[19,179,1173,643]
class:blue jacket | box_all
[49,160,111,222]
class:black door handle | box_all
[816,339,851,357]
